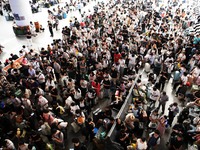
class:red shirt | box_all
[114,53,121,63]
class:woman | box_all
[148,109,159,129]
[136,137,147,150]
[92,80,101,98]
[156,115,168,136]
[51,129,64,150]
[45,76,55,92]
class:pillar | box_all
[9,0,33,26]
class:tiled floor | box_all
[0,0,103,63]
[0,0,183,149]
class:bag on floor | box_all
[144,62,151,73]
[71,122,80,133]
[62,12,67,19]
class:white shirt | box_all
[37,73,45,83]
[65,96,75,107]
[136,139,147,150]
[150,89,160,101]
[192,67,200,78]
[70,105,80,115]
[118,59,125,68]
[5,139,15,150]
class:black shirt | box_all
[170,138,183,149]
[48,22,53,29]
[103,79,111,89]
[26,31,32,39]
[110,69,118,78]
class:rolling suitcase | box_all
[62,12,67,19]
[71,122,80,133]
[144,62,150,73]
[173,70,180,83]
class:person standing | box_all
[168,102,179,127]
[156,115,168,136]
[48,21,54,37]
[157,91,169,114]
[149,87,160,109]
[136,137,147,150]
[102,76,111,99]
[169,133,183,150]
[26,29,32,47]
[157,71,168,91]
[147,130,160,150]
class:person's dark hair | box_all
[88,118,92,122]
[154,129,160,135]
[72,138,80,143]
[141,137,146,142]
[153,87,157,91]
[173,102,178,106]
[110,117,115,121]
[183,72,187,76]
[71,102,75,106]
[75,109,81,114]
[51,128,57,134]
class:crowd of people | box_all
[0,0,200,150]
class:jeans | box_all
[157,102,166,114]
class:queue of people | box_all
[0,0,200,150]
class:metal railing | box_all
[107,69,144,138]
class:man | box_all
[149,87,160,109]
[71,138,87,150]
[48,21,54,37]
[53,60,61,80]
[169,133,183,150]
[157,71,168,91]
[36,71,45,90]
[28,66,36,78]
[26,29,32,47]
[157,91,169,114]
[10,53,19,60]
[147,129,160,150]
[102,76,111,99]
[51,129,65,149]
[110,66,118,85]
[168,102,179,127]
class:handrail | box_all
[107,69,144,137]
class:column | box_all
[9,0,33,26]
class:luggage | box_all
[191,85,200,92]
[71,122,80,133]
[173,71,181,84]
[144,62,150,73]
[62,12,67,19]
